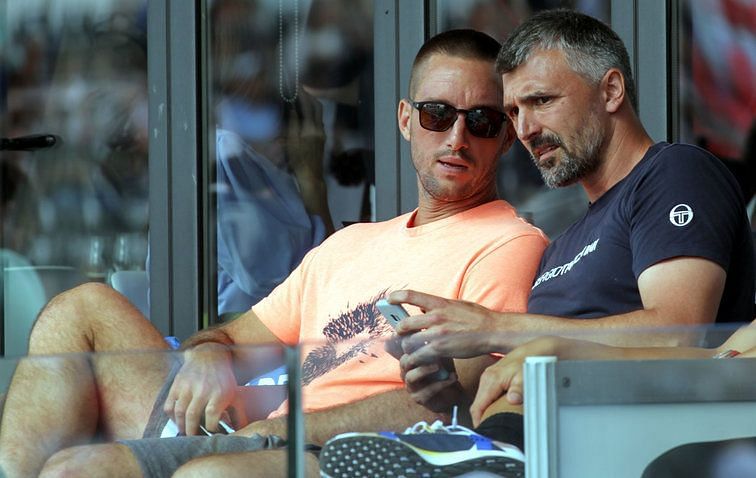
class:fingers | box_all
[469,360,522,427]
[405,366,460,413]
[183,393,206,436]
[403,362,446,390]
[389,289,450,314]
[400,338,442,368]
[395,314,433,336]
[410,373,458,407]
[203,397,226,434]
[165,380,207,436]
[167,385,227,436]
[162,355,236,435]
[384,335,403,360]
[506,371,524,405]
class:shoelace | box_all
[402,406,473,435]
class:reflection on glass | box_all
[1,1,149,354]
[678,0,755,219]
[208,0,375,316]
[435,1,610,238]
[0,324,753,476]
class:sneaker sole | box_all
[319,435,524,478]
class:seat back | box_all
[2,251,88,357]
[109,270,149,319]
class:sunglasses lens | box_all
[414,101,505,138]
[466,109,505,138]
[419,103,455,132]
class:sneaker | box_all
[319,419,524,478]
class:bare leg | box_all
[173,449,321,478]
[38,444,142,478]
[0,283,171,478]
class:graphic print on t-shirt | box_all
[301,291,395,385]
[532,238,600,290]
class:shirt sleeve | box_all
[626,144,745,277]
[251,245,320,345]
[460,232,549,312]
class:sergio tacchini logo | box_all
[669,204,693,227]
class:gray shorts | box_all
[120,434,287,478]
[119,358,315,477]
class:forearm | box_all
[241,388,446,446]
[180,325,235,350]
[179,325,284,384]
[488,309,709,351]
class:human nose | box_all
[515,109,539,142]
[446,112,469,151]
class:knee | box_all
[39,444,141,478]
[173,457,218,478]
[32,282,137,335]
[34,283,111,326]
[174,452,320,478]
[46,282,116,312]
[38,447,94,478]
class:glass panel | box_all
[1,1,149,355]
[0,325,752,476]
[207,0,374,318]
[435,1,611,239]
[677,0,755,220]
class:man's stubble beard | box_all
[533,113,605,189]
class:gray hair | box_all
[496,9,637,111]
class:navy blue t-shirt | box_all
[527,142,754,323]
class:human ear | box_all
[602,69,625,113]
[397,99,412,141]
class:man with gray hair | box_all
[319,10,753,477]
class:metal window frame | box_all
[373,0,428,221]
[148,0,208,338]
[612,0,670,142]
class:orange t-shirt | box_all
[252,200,548,417]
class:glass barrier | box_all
[0,323,753,477]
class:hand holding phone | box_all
[376,299,409,330]
[376,298,451,382]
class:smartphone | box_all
[376,298,451,382]
[376,299,409,330]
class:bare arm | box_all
[166,310,285,435]
[502,256,726,345]
[237,388,445,446]
[395,256,727,365]
[467,334,717,426]
[469,320,756,426]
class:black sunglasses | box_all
[410,101,506,138]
